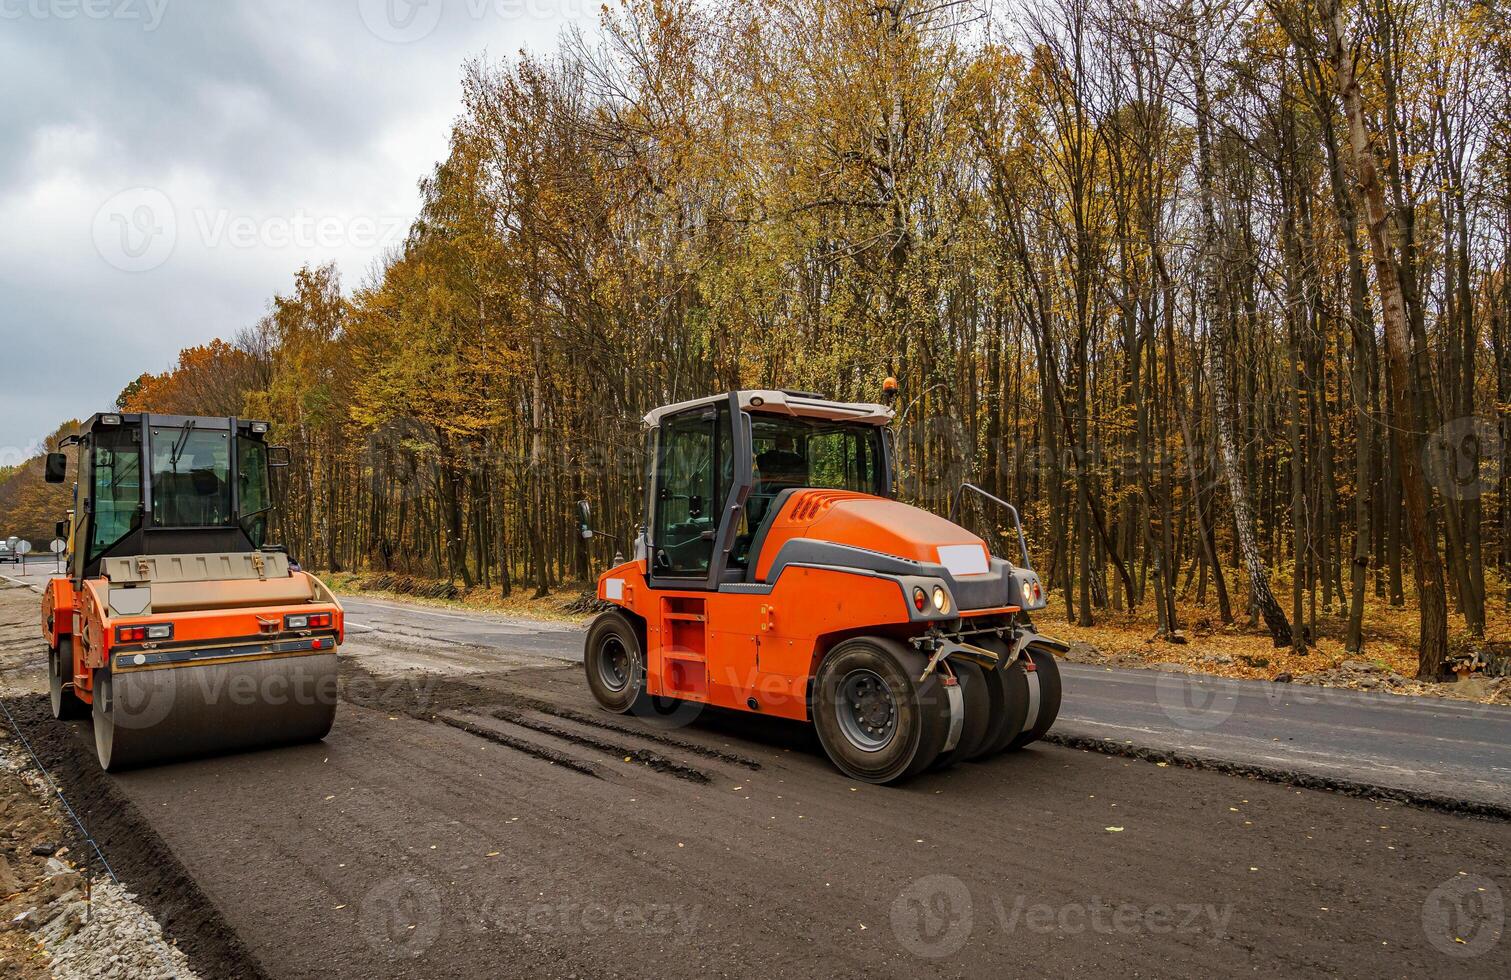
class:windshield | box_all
[750,415,886,498]
[150,424,232,527]
[741,414,886,545]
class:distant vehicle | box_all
[0,544,19,564]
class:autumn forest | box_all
[2,0,1508,679]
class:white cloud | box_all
[0,0,597,452]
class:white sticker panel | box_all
[604,578,625,601]
[937,544,989,577]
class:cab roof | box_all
[642,390,894,428]
[79,413,272,433]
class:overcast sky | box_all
[0,0,596,462]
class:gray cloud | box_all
[0,0,594,454]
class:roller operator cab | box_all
[583,390,1064,784]
[41,413,342,771]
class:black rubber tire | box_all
[49,639,87,721]
[930,660,991,770]
[982,657,1032,756]
[583,611,651,715]
[966,658,1010,761]
[1007,644,1063,750]
[812,637,952,785]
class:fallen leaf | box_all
[1105,826,1124,833]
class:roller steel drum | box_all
[93,652,338,771]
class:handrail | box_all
[950,483,1033,571]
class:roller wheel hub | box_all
[597,635,631,693]
[837,669,897,751]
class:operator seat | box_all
[749,438,807,527]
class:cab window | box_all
[237,437,272,547]
[89,428,143,563]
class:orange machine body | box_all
[598,489,1018,722]
[44,572,343,704]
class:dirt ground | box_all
[1,578,1507,978]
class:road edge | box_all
[1043,730,1511,822]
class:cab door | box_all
[649,406,726,583]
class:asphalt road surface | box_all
[1,572,1508,977]
[334,593,1511,812]
[11,561,1511,808]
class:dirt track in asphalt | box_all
[1,582,1507,977]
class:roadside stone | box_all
[1064,641,1103,662]
[1272,672,1292,684]
[1204,653,1235,666]
[0,855,21,895]
[28,844,56,858]
[40,871,80,903]
[1357,677,1378,690]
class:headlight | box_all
[931,586,950,614]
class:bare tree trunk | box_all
[1189,10,1292,645]
[1322,0,1449,678]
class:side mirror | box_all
[44,453,67,484]
[55,520,68,540]
[576,500,593,540]
[268,445,292,467]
